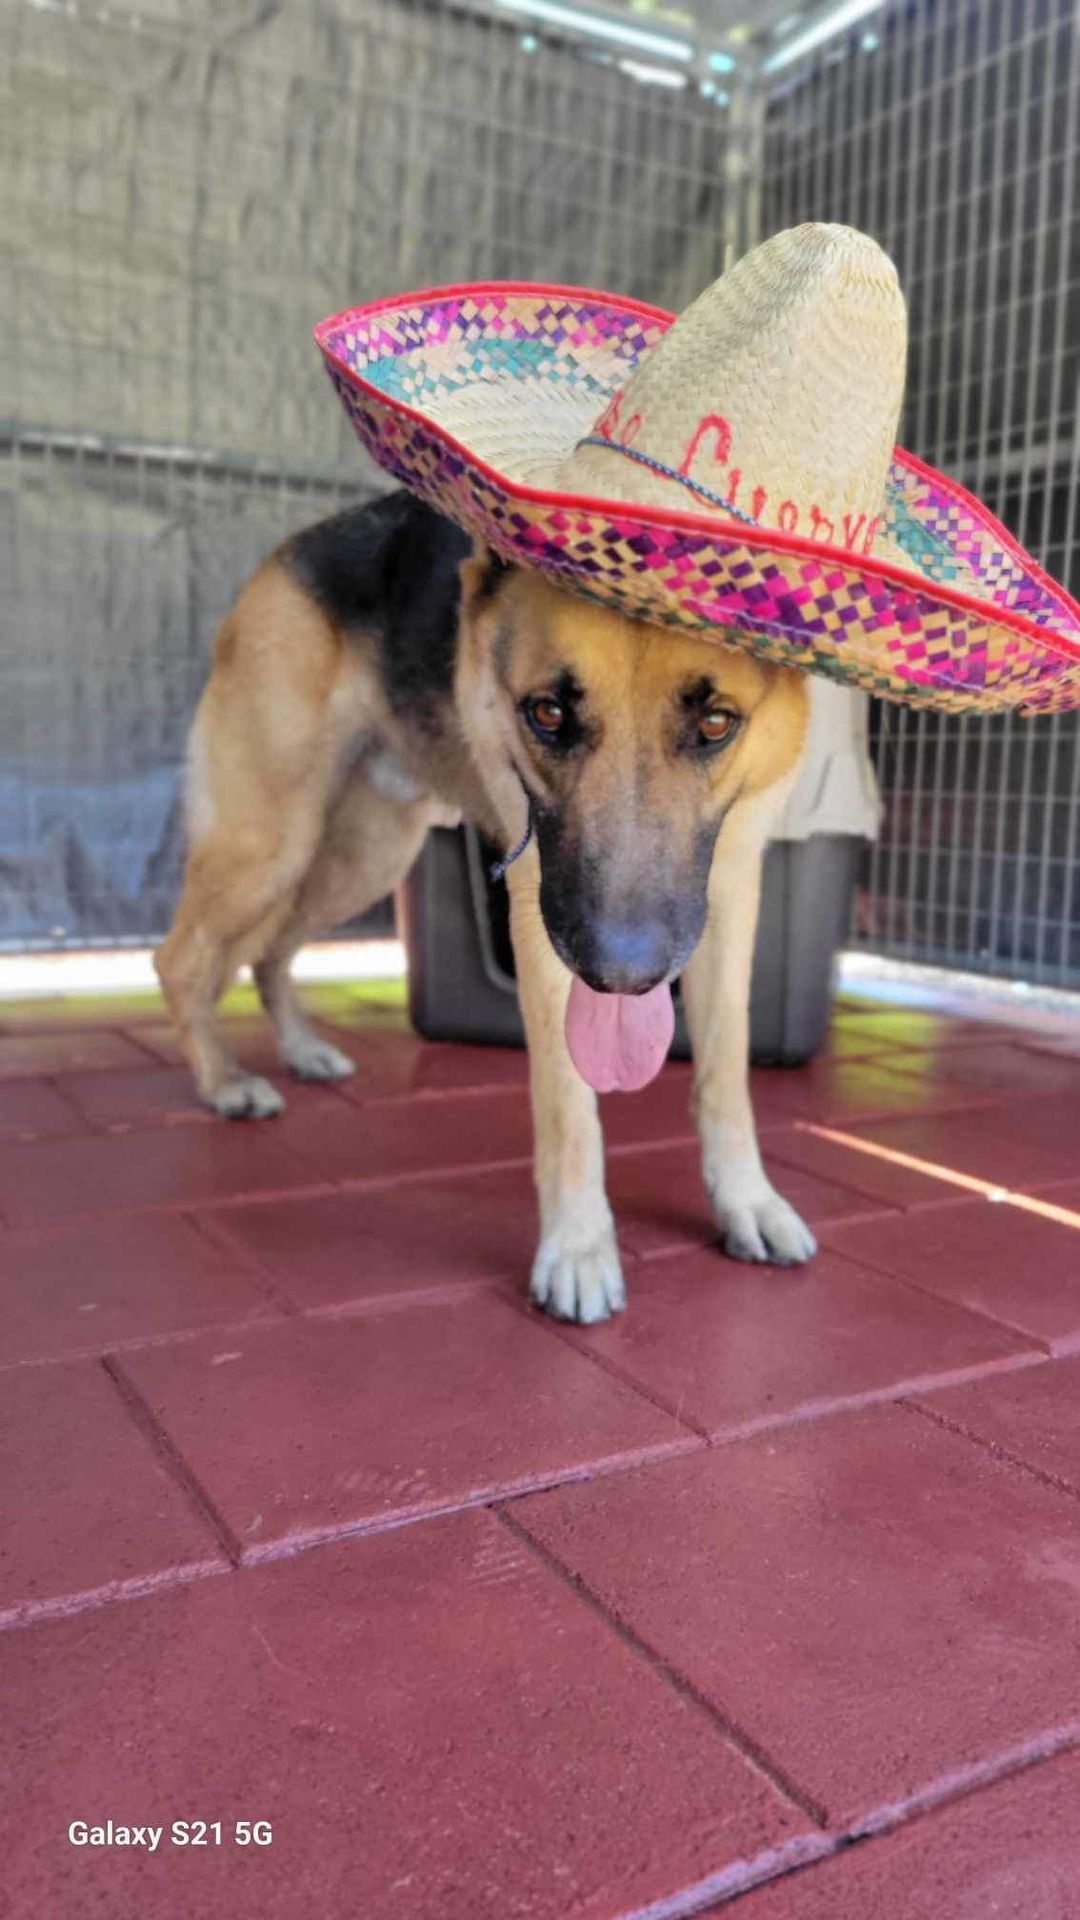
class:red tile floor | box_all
[3,977,1080,1917]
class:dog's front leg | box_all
[681,812,817,1266]
[507,851,625,1324]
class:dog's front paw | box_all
[209,1073,285,1120]
[284,1035,356,1082]
[530,1226,626,1325]
[711,1182,817,1267]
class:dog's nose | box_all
[578,919,671,994]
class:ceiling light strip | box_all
[492,0,694,63]
[762,0,883,74]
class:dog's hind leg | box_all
[681,799,817,1266]
[252,767,444,1083]
[506,848,624,1324]
[156,853,302,1119]
[155,783,335,1117]
[156,566,351,1117]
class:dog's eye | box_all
[527,695,565,738]
[698,707,738,747]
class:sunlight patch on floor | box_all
[801,1122,1080,1233]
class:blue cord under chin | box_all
[489,812,534,882]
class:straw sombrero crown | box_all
[317,223,1080,714]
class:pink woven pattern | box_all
[882,461,1066,627]
[339,289,664,365]
[317,290,1080,715]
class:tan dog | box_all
[156,490,814,1322]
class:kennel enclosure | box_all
[3,0,1078,985]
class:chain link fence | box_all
[3,0,1079,983]
[763,0,1080,981]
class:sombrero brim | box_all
[315,283,1080,714]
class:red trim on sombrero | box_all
[314,278,675,330]
[315,284,1080,665]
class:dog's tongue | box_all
[565,976,675,1094]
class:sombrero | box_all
[315,223,1080,715]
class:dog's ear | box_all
[459,537,514,612]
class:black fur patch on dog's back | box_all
[284,491,508,729]
[284,491,458,634]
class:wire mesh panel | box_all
[761,0,1080,982]
[2,0,744,948]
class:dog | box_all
[155,488,816,1322]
